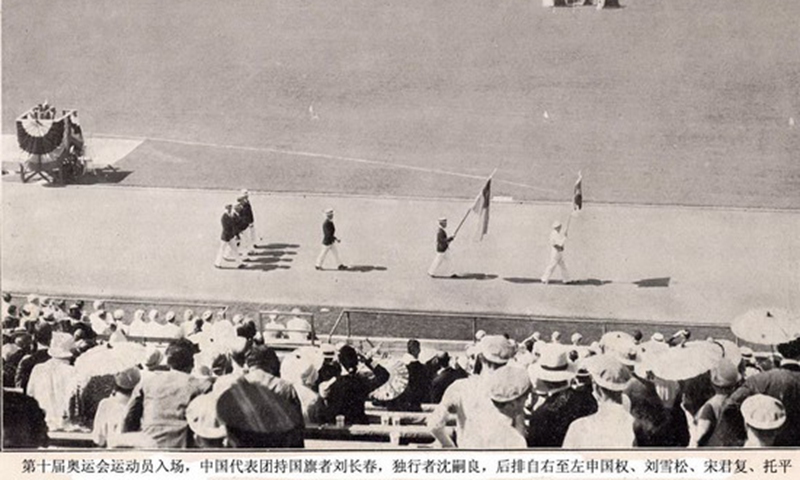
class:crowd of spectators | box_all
[3,292,798,450]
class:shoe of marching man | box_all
[337,265,348,270]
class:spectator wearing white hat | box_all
[541,220,572,285]
[263,315,286,340]
[160,311,182,339]
[571,332,583,346]
[93,367,141,447]
[471,365,531,448]
[286,309,312,342]
[27,332,78,431]
[740,394,786,447]
[562,354,635,448]
[527,349,597,447]
[186,392,226,448]
[315,208,347,271]
[739,347,761,378]
[428,217,456,278]
[214,204,243,269]
[430,335,516,448]
[89,300,111,336]
[127,309,147,338]
[690,359,741,447]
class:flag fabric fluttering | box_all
[572,172,583,211]
[471,177,492,241]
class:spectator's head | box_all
[281,350,320,388]
[68,304,82,321]
[474,330,486,342]
[183,309,195,324]
[710,358,741,394]
[224,204,232,213]
[217,377,299,448]
[3,315,20,331]
[148,309,160,324]
[531,331,542,342]
[651,332,665,343]
[2,292,11,303]
[777,337,800,361]
[165,339,197,373]
[26,294,40,306]
[478,335,516,371]
[570,333,583,345]
[133,309,145,323]
[112,309,125,322]
[239,189,249,200]
[47,332,75,361]
[585,354,631,404]
[93,300,106,313]
[33,322,53,347]
[489,366,531,418]
[114,367,141,396]
[246,345,281,376]
[407,339,421,359]
[201,310,214,323]
[550,331,562,344]
[3,390,48,449]
[211,353,233,377]
[741,394,786,447]
[187,393,226,448]
[337,345,360,373]
[632,330,643,343]
[529,348,575,396]
[236,321,257,340]
[165,311,176,324]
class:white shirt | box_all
[27,358,78,431]
[562,401,636,448]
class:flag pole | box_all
[453,168,498,238]
[564,170,581,237]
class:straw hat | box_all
[479,335,516,365]
[529,349,575,384]
[187,393,226,439]
[583,354,631,391]
[48,332,75,359]
[488,366,531,403]
[741,394,786,431]
[114,367,142,390]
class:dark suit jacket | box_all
[710,363,800,447]
[221,212,236,242]
[239,200,254,225]
[323,364,389,425]
[527,387,597,447]
[436,228,451,253]
[430,367,469,404]
[380,361,432,412]
[322,219,337,246]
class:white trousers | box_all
[238,225,260,253]
[215,239,241,267]
[428,251,453,277]
[541,251,570,283]
[316,243,342,268]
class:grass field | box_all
[3,0,799,208]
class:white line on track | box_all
[92,132,560,194]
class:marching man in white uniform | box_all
[541,220,572,284]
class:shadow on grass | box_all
[633,277,671,288]
[243,256,292,265]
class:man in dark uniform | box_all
[428,218,456,278]
[315,209,346,270]
[237,190,261,253]
[214,204,242,269]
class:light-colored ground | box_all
[3,182,797,327]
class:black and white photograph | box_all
[2,0,799,465]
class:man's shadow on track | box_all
[502,276,670,287]
[339,265,388,273]
[241,243,298,271]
